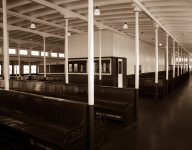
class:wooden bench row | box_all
[0,90,105,150]
[0,80,136,127]
[127,71,190,98]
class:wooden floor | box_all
[1,76,192,150]
[101,76,192,150]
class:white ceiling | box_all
[0,0,192,62]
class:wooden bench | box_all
[127,77,166,98]
[0,90,105,150]
[7,80,136,127]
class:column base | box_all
[155,83,158,107]
[88,105,94,150]
[135,89,139,122]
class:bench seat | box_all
[0,90,88,150]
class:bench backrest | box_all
[0,90,88,130]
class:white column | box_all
[165,33,169,80]
[3,0,9,90]
[49,63,50,75]
[181,48,183,75]
[65,18,69,83]
[43,37,46,78]
[99,29,102,84]
[7,31,10,80]
[177,44,180,76]
[184,51,186,73]
[133,5,140,89]
[28,62,31,76]
[188,53,190,72]
[154,23,159,84]
[18,44,21,78]
[172,40,175,78]
[88,0,94,105]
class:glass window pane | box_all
[9,49,16,54]
[51,52,57,57]
[59,53,64,57]
[9,65,12,75]
[23,65,29,74]
[41,52,48,56]
[20,50,28,55]
[31,51,39,56]
[14,65,19,74]
[31,65,36,73]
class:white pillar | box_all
[15,61,17,76]
[133,5,140,89]
[43,37,46,78]
[172,40,175,78]
[28,62,31,76]
[99,29,102,84]
[49,63,50,75]
[181,48,183,75]
[177,45,180,76]
[154,23,159,84]
[65,18,69,84]
[3,0,9,90]
[18,44,21,78]
[188,53,190,72]
[88,0,94,105]
[165,33,169,80]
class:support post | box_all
[154,23,159,106]
[88,0,94,149]
[177,44,180,86]
[65,17,69,84]
[172,40,175,90]
[99,29,102,86]
[3,0,9,90]
[133,4,140,122]
[28,62,31,79]
[43,37,46,80]
[18,44,21,79]
[165,33,169,96]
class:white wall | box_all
[68,30,113,58]
[112,32,165,74]
[68,30,166,75]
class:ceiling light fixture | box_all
[67,31,71,36]
[123,22,128,29]
[94,6,100,15]
[159,42,162,46]
[30,22,36,29]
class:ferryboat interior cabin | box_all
[0,0,192,150]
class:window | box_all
[31,51,39,56]
[14,65,19,74]
[41,52,48,56]
[20,50,28,55]
[51,52,57,57]
[59,53,64,57]
[9,65,12,75]
[9,49,16,54]
[31,65,36,74]
[23,65,29,74]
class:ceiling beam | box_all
[132,0,190,54]
[0,23,64,39]
[0,8,85,34]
